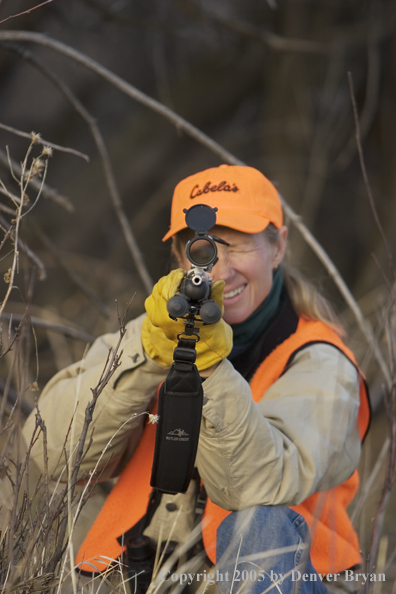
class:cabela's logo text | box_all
[190,181,239,199]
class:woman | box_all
[23,165,370,593]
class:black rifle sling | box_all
[150,338,203,494]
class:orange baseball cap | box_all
[162,164,283,241]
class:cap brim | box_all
[162,209,273,241]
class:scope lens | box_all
[187,238,216,266]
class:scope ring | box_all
[177,331,201,342]
[185,235,217,269]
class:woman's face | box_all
[174,225,288,325]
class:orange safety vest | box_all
[76,316,370,576]
[202,317,370,575]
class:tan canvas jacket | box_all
[23,312,361,515]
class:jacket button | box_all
[132,353,140,362]
[166,503,178,512]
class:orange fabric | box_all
[162,165,283,241]
[75,403,158,574]
[202,318,370,574]
[77,317,370,575]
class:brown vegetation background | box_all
[1,0,396,590]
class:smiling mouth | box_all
[224,285,246,299]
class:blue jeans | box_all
[215,506,328,594]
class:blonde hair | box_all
[264,224,344,335]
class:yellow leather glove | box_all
[141,269,233,370]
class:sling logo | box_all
[190,181,239,199]
[166,429,189,442]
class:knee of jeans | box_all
[216,506,313,573]
[217,506,310,548]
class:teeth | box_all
[224,285,246,299]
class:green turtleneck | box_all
[230,267,283,347]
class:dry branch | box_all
[0,31,241,165]
[0,213,46,280]
[195,0,396,54]
[0,147,74,212]
[348,72,395,280]
[336,39,381,169]
[0,122,89,162]
[197,6,329,54]
[0,0,54,26]
[0,140,49,319]
[44,304,129,575]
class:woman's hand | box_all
[141,268,233,370]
